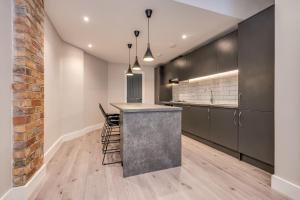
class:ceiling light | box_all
[88,44,93,48]
[126,43,134,76]
[182,34,187,39]
[132,30,141,70]
[143,9,154,62]
[83,16,89,22]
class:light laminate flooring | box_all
[31,130,289,200]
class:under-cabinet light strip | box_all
[188,69,238,83]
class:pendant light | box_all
[126,43,134,76]
[143,9,154,62]
[132,30,141,70]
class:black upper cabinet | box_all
[174,56,191,81]
[158,65,172,101]
[163,62,178,84]
[238,6,274,112]
[189,43,218,78]
[215,31,238,72]
[161,30,238,82]
[210,108,238,151]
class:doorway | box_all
[127,73,143,103]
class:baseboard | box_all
[0,189,12,200]
[45,123,103,164]
[0,123,103,200]
[0,164,46,200]
[272,175,300,200]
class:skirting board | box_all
[1,165,46,200]
[44,123,103,164]
[272,175,300,200]
[0,123,103,200]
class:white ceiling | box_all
[45,0,273,66]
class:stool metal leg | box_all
[102,125,121,165]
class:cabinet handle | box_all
[208,108,210,120]
[233,110,237,126]
[239,93,242,105]
[238,111,242,127]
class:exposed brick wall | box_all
[12,0,44,187]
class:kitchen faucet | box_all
[210,89,214,104]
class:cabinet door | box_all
[181,106,210,140]
[154,67,160,104]
[174,56,191,81]
[210,108,238,150]
[159,66,172,101]
[190,43,218,78]
[216,31,238,72]
[238,6,274,111]
[181,105,192,133]
[159,85,172,102]
[238,110,274,165]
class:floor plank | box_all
[30,130,289,200]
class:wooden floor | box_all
[31,130,288,200]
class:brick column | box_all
[12,0,44,186]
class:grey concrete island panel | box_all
[111,103,182,177]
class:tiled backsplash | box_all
[172,74,238,105]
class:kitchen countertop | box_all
[111,103,182,112]
[160,101,238,109]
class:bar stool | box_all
[98,104,121,165]
[99,104,120,144]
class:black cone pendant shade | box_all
[132,30,141,70]
[143,9,154,62]
[126,43,133,76]
[144,43,154,62]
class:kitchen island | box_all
[111,103,182,177]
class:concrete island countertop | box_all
[161,101,238,109]
[111,103,182,112]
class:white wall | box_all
[272,1,300,199]
[0,0,13,197]
[107,63,155,112]
[60,43,85,134]
[44,15,108,152]
[44,16,63,151]
[84,53,108,126]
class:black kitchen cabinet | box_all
[238,6,274,112]
[157,65,172,102]
[210,108,238,150]
[161,64,171,85]
[159,85,172,102]
[238,110,274,165]
[215,31,238,72]
[189,43,218,78]
[181,105,192,133]
[173,56,191,81]
[166,61,180,83]
[154,67,160,104]
[179,105,210,141]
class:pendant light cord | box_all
[129,47,130,64]
[148,18,150,44]
[136,36,138,57]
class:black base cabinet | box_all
[210,108,238,151]
[172,103,274,173]
[238,110,274,166]
[181,105,210,141]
